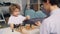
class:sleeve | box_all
[40,20,51,34]
[8,17,14,25]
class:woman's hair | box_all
[42,0,60,5]
[9,4,20,13]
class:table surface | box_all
[0,27,40,34]
[22,28,40,34]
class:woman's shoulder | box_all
[9,15,15,19]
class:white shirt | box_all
[8,15,26,24]
[40,8,60,34]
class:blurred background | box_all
[0,0,41,28]
[0,0,60,28]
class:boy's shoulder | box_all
[9,15,14,19]
[9,15,25,19]
[18,15,25,17]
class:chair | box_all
[35,10,47,18]
[0,9,6,23]
[25,9,35,19]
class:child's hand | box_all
[26,15,30,20]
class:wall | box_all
[0,0,27,15]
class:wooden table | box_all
[15,26,40,34]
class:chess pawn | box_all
[31,25,36,29]
[25,24,31,30]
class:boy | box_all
[8,4,30,32]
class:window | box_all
[26,0,41,11]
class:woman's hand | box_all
[35,21,41,26]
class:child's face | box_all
[12,8,20,16]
